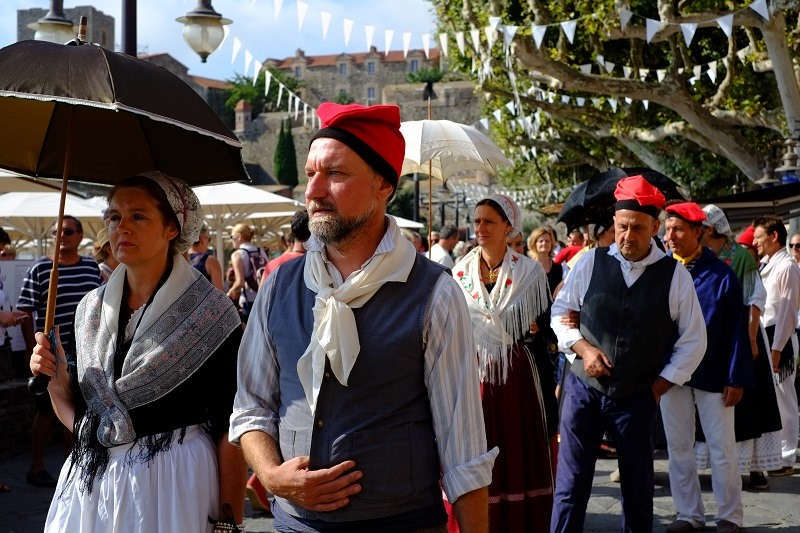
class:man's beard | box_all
[309,204,373,244]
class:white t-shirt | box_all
[430,243,455,268]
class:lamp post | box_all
[28,0,74,44]
[176,0,232,63]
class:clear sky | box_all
[1,0,437,81]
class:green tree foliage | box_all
[407,68,445,84]
[225,68,302,117]
[282,119,299,188]
[335,90,355,104]
[430,0,796,200]
[273,120,288,185]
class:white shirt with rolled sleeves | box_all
[759,248,800,354]
[230,225,498,503]
[550,240,707,386]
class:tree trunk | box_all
[761,11,800,137]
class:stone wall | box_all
[383,80,482,124]
[0,380,36,458]
[17,5,115,48]
[239,112,315,187]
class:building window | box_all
[409,59,419,73]
[339,63,347,76]
[294,66,302,79]
[100,30,108,47]
[367,87,376,104]
[367,61,376,74]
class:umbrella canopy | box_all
[0,40,247,185]
[558,167,687,230]
[0,169,70,194]
[400,120,512,182]
[193,182,303,267]
[698,182,800,227]
[0,191,105,255]
[393,215,425,229]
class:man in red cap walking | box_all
[230,103,496,532]
[661,202,752,533]
[550,176,707,533]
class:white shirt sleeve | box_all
[550,249,596,362]
[229,271,281,445]
[423,274,498,503]
[769,264,800,352]
[658,263,707,385]
[748,272,767,312]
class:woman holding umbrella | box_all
[30,173,246,532]
[452,194,554,532]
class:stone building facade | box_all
[268,47,442,107]
[17,5,114,48]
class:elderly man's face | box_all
[614,210,659,262]
[305,138,393,245]
[52,218,82,255]
[664,217,703,258]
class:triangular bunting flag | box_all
[365,25,375,50]
[750,0,769,20]
[264,71,272,97]
[604,61,615,73]
[244,49,253,77]
[591,97,602,106]
[252,60,262,84]
[277,84,284,108]
[509,120,516,132]
[506,101,516,115]
[485,26,497,49]
[619,7,633,30]
[596,54,605,66]
[681,23,698,47]
[320,11,332,39]
[422,33,431,58]
[470,29,481,52]
[343,18,354,47]
[656,69,667,82]
[384,29,394,54]
[403,32,412,58]
[707,61,718,83]
[493,109,503,122]
[608,98,618,112]
[646,18,660,43]
[297,0,308,31]
[693,64,702,77]
[623,66,632,78]
[295,96,300,120]
[304,104,308,127]
[273,0,283,20]
[689,76,698,86]
[576,97,585,106]
[532,25,547,49]
[439,33,449,58]
[561,95,571,104]
[580,64,592,74]
[678,67,685,74]
[231,37,242,64]
[503,25,518,50]
[489,16,502,32]
[639,68,650,81]
[717,14,734,37]
[455,32,466,55]
[480,118,489,130]
[624,97,633,105]
[561,20,578,44]
[643,100,649,110]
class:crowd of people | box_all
[0,101,794,533]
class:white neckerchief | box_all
[453,246,549,384]
[299,217,416,413]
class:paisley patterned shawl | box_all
[74,254,241,448]
[453,246,550,385]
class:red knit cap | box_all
[666,202,707,224]
[613,175,666,218]
[737,225,755,248]
[311,103,405,189]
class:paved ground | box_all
[1,448,798,532]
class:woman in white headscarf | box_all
[30,174,246,533]
[452,194,554,532]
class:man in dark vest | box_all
[661,202,751,533]
[229,102,496,533]
[550,176,707,533]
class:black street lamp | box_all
[28,0,74,44]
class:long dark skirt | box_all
[482,343,554,533]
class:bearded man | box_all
[230,103,496,533]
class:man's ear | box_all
[651,218,661,237]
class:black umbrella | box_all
[0,33,249,393]
[557,167,686,229]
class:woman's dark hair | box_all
[475,198,510,225]
[0,227,10,246]
[107,176,181,256]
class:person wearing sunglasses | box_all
[17,215,102,488]
[788,233,800,264]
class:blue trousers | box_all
[551,373,657,533]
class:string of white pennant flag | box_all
[230,34,320,129]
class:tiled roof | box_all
[274,48,440,68]
[191,75,233,90]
